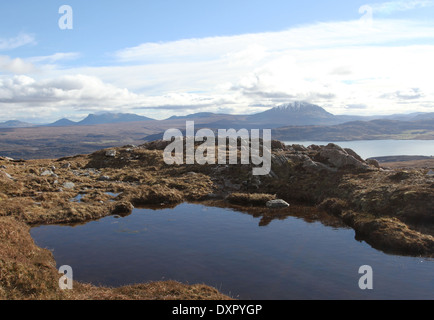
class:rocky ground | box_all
[0,140,433,299]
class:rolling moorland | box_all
[0,139,433,299]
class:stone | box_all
[292,144,308,152]
[61,163,71,169]
[63,182,75,189]
[319,144,370,171]
[98,175,111,181]
[105,150,117,157]
[367,159,381,168]
[266,199,290,208]
[271,140,286,150]
[427,170,434,176]
[302,157,337,172]
[344,148,365,163]
[41,170,54,176]
[0,170,12,180]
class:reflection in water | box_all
[30,203,434,300]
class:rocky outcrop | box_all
[316,143,371,171]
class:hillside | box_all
[272,119,434,141]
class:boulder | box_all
[63,182,75,189]
[105,150,117,157]
[367,159,381,168]
[318,144,370,171]
[266,199,290,208]
[41,170,54,176]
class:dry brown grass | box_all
[225,192,276,206]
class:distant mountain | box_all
[0,120,35,128]
[77,113,154,125]
[167,112,220,120]
[43,113,155,127]
[46,118,77,127]
[246,101,367,128]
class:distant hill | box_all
[0,120,35,128]
[44,113,155,127]
[76,113,155,125]
[272,119,434,141]
[167,112,219,120]
[46,118,77,127]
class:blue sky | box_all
[1,0,434,122]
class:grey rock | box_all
[292,144,308,152]
[319,144,370,171]
[98,175,111,181]
[344,148,364,163]
[367,159,381,168]
[302,157,337,172]
[0,170,12,180]
[41,170,54,176]
[266,199,290,208]
[63,182,75,189]
[105,150,117,157]
[61,163,71,169]
[427,170,434,176]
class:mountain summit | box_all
[247,101,340,127]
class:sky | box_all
[1,0,434,122]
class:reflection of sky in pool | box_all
[31,203,434,300]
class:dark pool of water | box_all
[30,203,434,300]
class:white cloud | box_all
[29,52,81,64]
[2,18,434,121]
[0,33,36,51]
[0,56,36,74]
[370,0,434,14]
